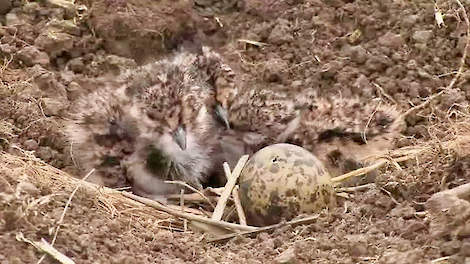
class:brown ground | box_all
[1,0,470,263]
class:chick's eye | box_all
[108,120,135,142]
[109,121,123,137]
[146,109,160,120]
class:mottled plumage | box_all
[65,46,240,196]
[225,86,405,178]
[295,96,404,147]
[295,96,405,178]
[121,46,238,190]
[65,85,142,187]
[227,85,300,143]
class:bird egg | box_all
[239,143,335,226]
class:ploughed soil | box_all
[1,0,470,263]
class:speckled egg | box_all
[239,143,335,226]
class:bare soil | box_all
[1,0,470,263]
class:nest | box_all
[3,108,470,236]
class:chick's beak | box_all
[215,104,230,129]
[172,126,187,150]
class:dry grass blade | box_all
[51,169,95,244]
[237,39,269,47]
[400,90,445,120]
[37,169,96,264]
[331,133,470,186]
[232,185,247,226]
[37,238,76,264]
[372,82,397,105]
[180,189,188,232]
[167,191,218,205]
[208,214,320,243]
[212,155,249,221]
[16,233,75,264]
[122,191,257,232]
[336,183,376,193]
[431,256,451,263]
[165,180,215,208]
[331,155,414,185]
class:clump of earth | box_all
[1,0,470,263]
